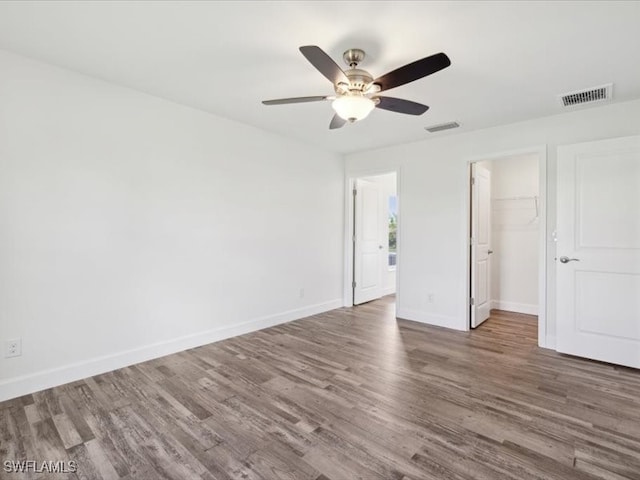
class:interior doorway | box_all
[345,171,398,307]
[468,149,547,345]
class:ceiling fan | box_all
[262,45,451,129]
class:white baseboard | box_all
[0,299,342,403]
[396,307,465,331]
[491,300,538,316]
[381,286,397,296]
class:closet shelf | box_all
[492,195,538,201]
[492,195,539,224]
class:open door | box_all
[470,163,492,328]
[353,179,382,305]
[556,135,640,368]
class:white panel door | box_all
[354,179,382,305]
[557,135,640,368]
[471,163,492,328]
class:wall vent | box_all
[559,84,612,107]
[425,121,460,133]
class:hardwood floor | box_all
[2,296,640,479]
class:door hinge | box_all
[353,188,357,196]
[470,237,474,246]
[469,297,475,306]
[471,177,476,186]
[352,281,356,289]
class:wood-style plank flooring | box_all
[2,297,640,479]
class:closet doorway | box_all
[468,149,546,343]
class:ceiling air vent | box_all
[559,84,612,107]
[425,121,460,133]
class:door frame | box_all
[464,146,549,348]
[344,167,401,307]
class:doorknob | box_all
[379,245,384,249]
[559,256,580,263]
[488,250,494,255]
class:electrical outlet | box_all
[427,293,435,304]
[5,338,21,358]
[299,288,305,299]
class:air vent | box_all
[425,121,460,133]
[559,84,612,107]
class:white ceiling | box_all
[1,1,639,154]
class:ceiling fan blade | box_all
[262,96,329,105]
[373,52,451,92]
[375,96,429,115]
[300,46,349,85]
[329,114,347,130]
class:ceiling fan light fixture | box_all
[332,95,375,123]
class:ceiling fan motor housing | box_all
[335,48,375,94]
[336,69,374,94]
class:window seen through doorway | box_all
[388,195,397,269]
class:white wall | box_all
[489,154,539,315]
[346,97,640,347]
[0,50,344,401]
[362,173,397,296]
